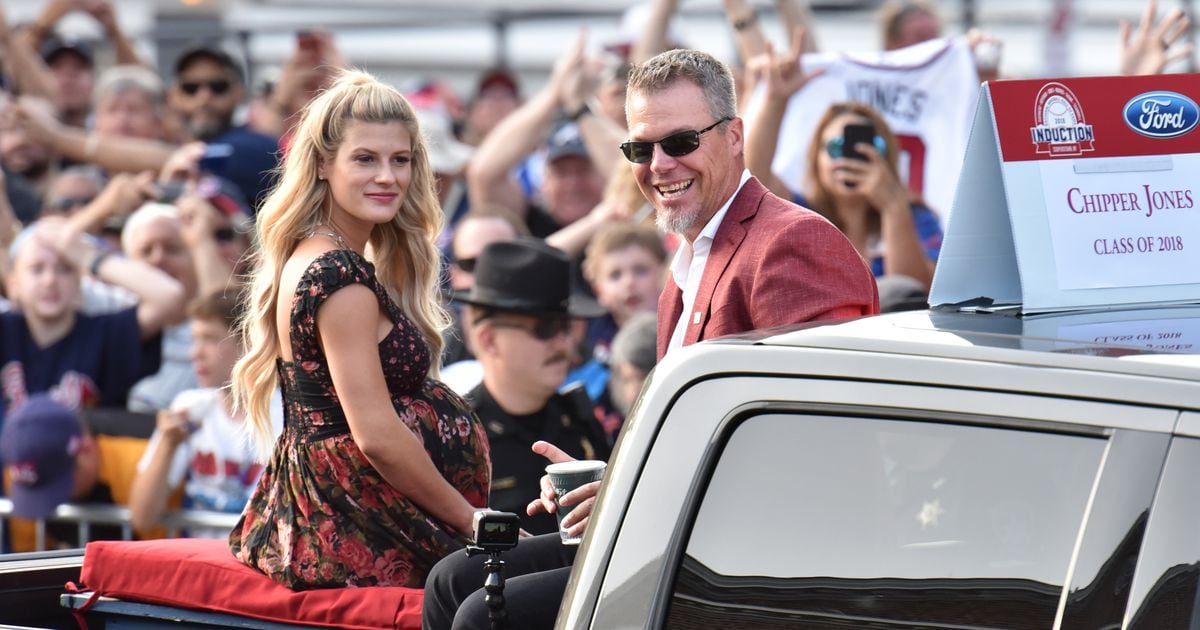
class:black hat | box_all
[41,36,93,68]
[174,44,244,82]
[452,238,605,318]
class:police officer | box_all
[453,238,610,534]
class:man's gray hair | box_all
[94,64,165,111]
[626,49,737,123]
[610,312,658,373]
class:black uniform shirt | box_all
[467,383,610,535]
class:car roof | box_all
[732,306,1200,383]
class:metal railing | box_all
[0,499,241,552]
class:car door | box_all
[584,373,1175,630]
[1123,411,1200,629]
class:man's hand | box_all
[94,171,157,217]
[9,96,63,145]
[159,142,206,183]
[525,440,604,539]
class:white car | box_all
[561,306,1200,629]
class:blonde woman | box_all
[230,71,490,589]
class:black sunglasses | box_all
[214,227,237,242]
[485,316,571,341]
[180,79,232,96]
[47,195,95,212]
[620,118,730,164]
[454,257,476,273]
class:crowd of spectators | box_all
[0,0,1191,553]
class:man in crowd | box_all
[452,238,609,535]
[168,46,279,209]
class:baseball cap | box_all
[0,395,83,519]
[174,44,245,82]
[475,68,519,99]
[546,121,590,164]
[416,106,474,175]
[41,35,94,68]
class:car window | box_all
[664,413,1107,630]
[1125,436,1200,629]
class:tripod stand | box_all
[465,544,509,630]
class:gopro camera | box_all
[471,510,520,554]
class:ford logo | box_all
[1123,91,1200,138]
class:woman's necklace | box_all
[308,226,349,250]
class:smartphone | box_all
[155,181,186,204]
[842,123,877,162]
[198,143,233,174]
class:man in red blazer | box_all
[622,49,879,359]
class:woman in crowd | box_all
[745,34,941,292]
[229,70,490,589]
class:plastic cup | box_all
[546,460,606,544]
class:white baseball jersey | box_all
[769,37,980,220]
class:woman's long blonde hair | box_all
[232,70,449,456]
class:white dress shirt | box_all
[667,169,752,352]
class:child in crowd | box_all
[582,223,666,363]
[128,291,281,538]
[0,218,183,416]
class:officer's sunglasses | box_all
[620,118,730,164]
[480,314,571,341]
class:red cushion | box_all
[79,539,423,629]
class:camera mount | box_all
[465,510,522,630]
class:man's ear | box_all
[473,321,498,358]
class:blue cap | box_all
[546,121,591,163]
[0,395,82,518]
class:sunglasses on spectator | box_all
[482,315,571,341]
[454,257,476,273]
[214,227,237,242]
[180,79,232,96]
[620,118,730,164]
[825,136,888,159]
[47,195,95,213]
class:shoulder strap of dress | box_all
[288,249,376,361]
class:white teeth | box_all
[655,180,693,198]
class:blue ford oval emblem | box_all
[1123,91,1200,138]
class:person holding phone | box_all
[745,30,942,296]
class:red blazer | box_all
[657,176,879,359]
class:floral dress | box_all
[230,249,491,589]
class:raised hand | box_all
[747,27,822,102]
[1119,0,1194,76]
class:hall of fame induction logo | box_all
[1030,82,1095,157]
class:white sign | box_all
[1039,156,1200,290]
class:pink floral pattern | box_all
[230,249,490,589]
